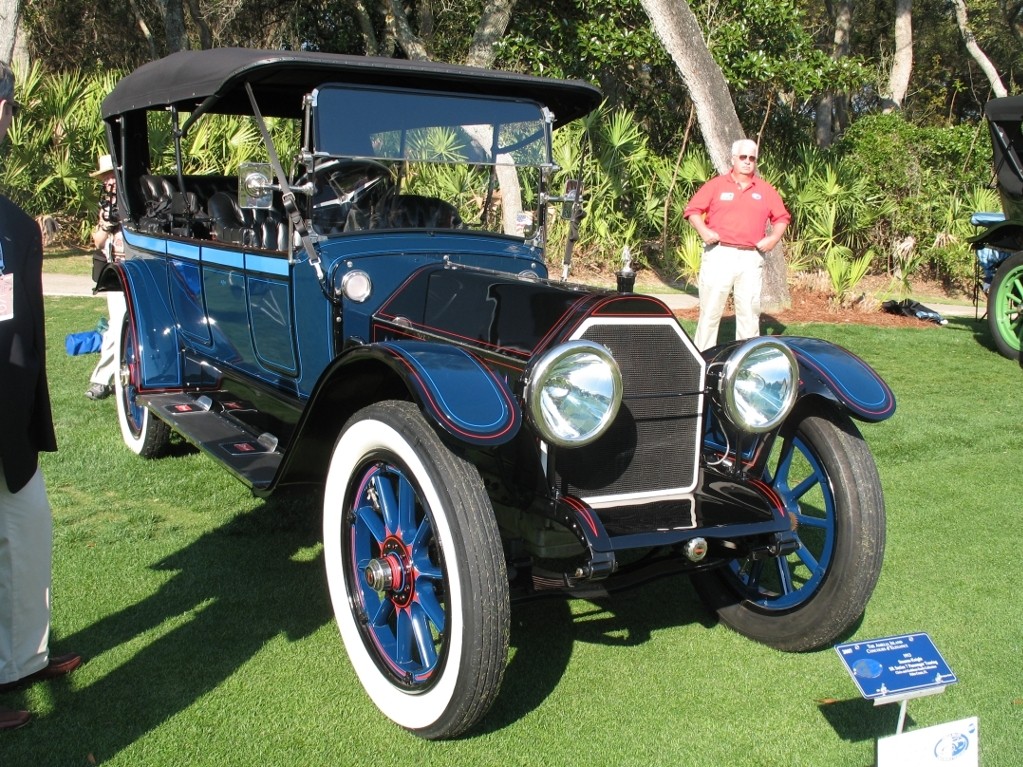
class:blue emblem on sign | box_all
[852,658,883,679]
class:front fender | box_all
[361,341,521,446]
[775,336,896,422]
[272,341,521,490]
[968,218,1023,251]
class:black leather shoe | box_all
[0,653,83,693]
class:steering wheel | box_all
[309,159,394,233]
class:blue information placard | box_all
[835,633,957,701]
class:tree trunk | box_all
[883,0,913,111]
[832,1,852,135]
[640,0,789,310]
[760,234,789,315]
[639,0,740,173]
[159,0,189,53]
[0,0,20,63]
[127,0,159,60]
[465,0,518,68]
[815,92,833,147]
[950,0,1008,98]
[10,11,27,68]
[385,0,429,60]
[815,0,852,147]
[352,0,380,55]
[185,0,213,50]
[462,0,521,232]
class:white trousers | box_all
[90,291,126,387]
[694,245,763,351]
[0,462,52,684]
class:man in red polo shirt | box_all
[684,138,790,351]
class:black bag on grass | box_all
[882,299,948,325]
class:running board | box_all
[139,392,282,489]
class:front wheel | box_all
[987,252,1023,360]
[692,405,885,651]
[323,401,509,739]
[115,314,170,457]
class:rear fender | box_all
[116,256,183,389]
[775,337,896,422]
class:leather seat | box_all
[208,191,288,250]
[385,195,462,229]
[347,194,462,231]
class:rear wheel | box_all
[115,315,170,457]
[692,405,885,651]
[323,401,509,739]
[987,252,1023,360]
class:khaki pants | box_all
[694,245,763,351]
[91,291,126,387]
[0,462,51,684]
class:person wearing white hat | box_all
[85,153,126,400]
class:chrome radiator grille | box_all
[554,318,705,508]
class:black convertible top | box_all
[985,95,1023,122]
[102,48,603,127]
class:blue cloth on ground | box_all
[65,330,103,355]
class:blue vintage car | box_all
[98,48,896,738]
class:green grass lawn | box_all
[44,247,95,278]
[3,296,1021,766]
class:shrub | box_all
[832,112,992,290]
[0,63,115,242]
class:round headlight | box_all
[524,340,623,447]
[719,339,798,433]
[341,270,372,302]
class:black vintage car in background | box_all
[97,48,896,738]
[971,95,1023,360]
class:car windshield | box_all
[311,85,550,167]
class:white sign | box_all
[877,716,978,766]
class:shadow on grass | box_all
[9,492,733,754]
[479,574,713,735]
[817,697,914,743]
[947,313,1016,358]
[3,489,329,764]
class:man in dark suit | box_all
[0,60,81,731]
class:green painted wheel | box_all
[987,252,1023,360]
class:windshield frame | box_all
[309,83,555,169]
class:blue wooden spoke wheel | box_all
[323,401,508,739]
[692,405,885,652]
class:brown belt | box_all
[716,242,760,251]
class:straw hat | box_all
[90,154,115,177]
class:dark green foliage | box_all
[833,113,994,287]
